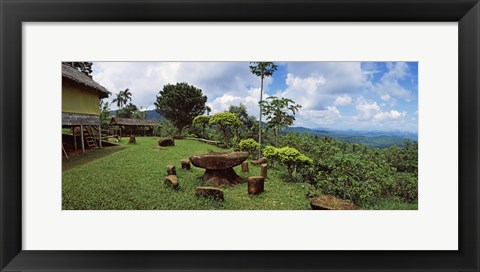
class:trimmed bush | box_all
[239,138,259,155]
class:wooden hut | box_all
[62,63,110,154]
[109,117,158,137]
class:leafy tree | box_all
[249,62,278,158]
[116,103,138,118]
[206,106,212,116]
[260,96,302,146]
[99,99,111,129]
[209,112,243,145]
[63,62,93,76]
[131,106,147,119]
[262,145,312,179]
[228,103,256,138]
[154,120,176,137]
[384,140,418,173]
[192,115,211,138]
[154,82,207,136]
[112,88,132,109]
[238,138,260,155]
[263,145,279,166]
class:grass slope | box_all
[62,137,310,210]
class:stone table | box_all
[189,151,249,186]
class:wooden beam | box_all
[80,124,85,153]
[72,127,77,151]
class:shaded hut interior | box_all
[109,117,157,137]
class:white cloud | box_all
[277,62,366,111]
[295,106,342,127]
[92,62,263,110]
[207,87,263,117]
[370,62,412,102]
[354,97,406,123]
[333,95,352,106]
[373,110,407,122]
[90,61,416,131]
[355,98,381,121]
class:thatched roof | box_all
[62,64,110,98]
[110,117,158,127]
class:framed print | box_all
[1,0,479,271]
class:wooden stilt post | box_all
[62,143,69,159]
[73,127,77,151]
[80,124,85,153]
[98,125,102,148]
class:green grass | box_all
[62,137,310,210]
[62,145,126,171]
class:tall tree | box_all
[123,88,132,104]
[99,99,111,129]
[228,103,256,138]
[154,82,207,136]
[249,62,278,158]
[206,106,212,116]
[209,112,243,145]
[116,103,138,118]
[112,88,132,110]
[260,96,302,147]
[228,103,253,128]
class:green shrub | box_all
[239,138,259,154]
[209,112,243,146]
[263,145,279,160]
[154,120,176,137]
[265,146,313,180]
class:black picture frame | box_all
[1,0,479,271]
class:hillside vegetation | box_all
[62,137,417,210]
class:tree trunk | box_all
[258,75,264,159]
[275,127,279,147]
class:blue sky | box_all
[92,62,418,132]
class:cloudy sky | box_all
[92,62,418,132]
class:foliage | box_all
[276,146,313,180]
[116,103,137,118]
[238,138,260,155]
[154,82,207,136]
[154,120,177,137]
[249,62,278,158]
[314,153,392,206]
[131,106,148,119]
[209,112,243,146]
[193,115,210,127]
[260,96,302,146]
[384,140,418,173]
[192,115,210,138]
[282,132,418,206]
[112,88,132,109]
[263,145,279,163]
[228,103,258,140]
[99,99,111,129]
[63,62,93,76]
[262,145,312,180]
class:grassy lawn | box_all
[62,137,310,210]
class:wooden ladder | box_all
[84,126,98,149]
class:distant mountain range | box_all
[111,110,417,148]
[285,127,417,148]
